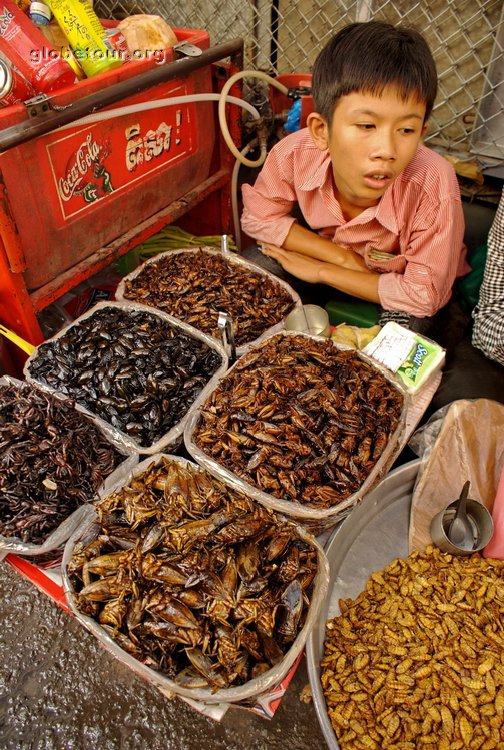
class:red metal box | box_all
[0,27,215,291]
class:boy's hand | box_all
[260,244,324,283]
[281,225,369,272]
[261,241,381,303]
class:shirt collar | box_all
[298,150,400,233]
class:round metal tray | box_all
[306,458,421,750]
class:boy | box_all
[241,21,469,332]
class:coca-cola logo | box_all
[58,133,113,202]
[0,8,14,36]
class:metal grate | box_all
[95,0,504,166]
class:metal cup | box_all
[284,304,331,337]
[430,498,494,555]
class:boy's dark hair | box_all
[312,21,438,123]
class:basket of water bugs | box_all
[62,453,329,706]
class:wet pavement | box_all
[0,560,327,750]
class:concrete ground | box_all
[0,560,327,750]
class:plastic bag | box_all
[454,241,487,313]
[407,398,504,553]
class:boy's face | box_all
[308,85,427,217]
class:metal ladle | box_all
[447,480,474,549]
[217,311,236,364]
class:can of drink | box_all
[0,58,35,106]
[105,28,131,62]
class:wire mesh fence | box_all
[96,0,504,172]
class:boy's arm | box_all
[262,244,380,302]
[263,194,466,313]
[376,197,467,317]
[240,141,298,246]
[241,130,334,248]
[280,223,368,271]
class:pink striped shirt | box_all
[241,129,469,316]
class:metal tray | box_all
[306,459,420,750]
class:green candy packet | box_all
[362,321,446,393]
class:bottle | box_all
[29,1,84,79]
[28,0,51,25]
[45,0,122,78]
[0,56,35,105]
[105,27,130,63]
[0,0,76,93]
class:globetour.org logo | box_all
[0,7,14,36]
[30,46,79,64]
[29,45,171,65]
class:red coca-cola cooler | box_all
[0,25,243,370]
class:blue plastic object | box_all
[285,99,302,133]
